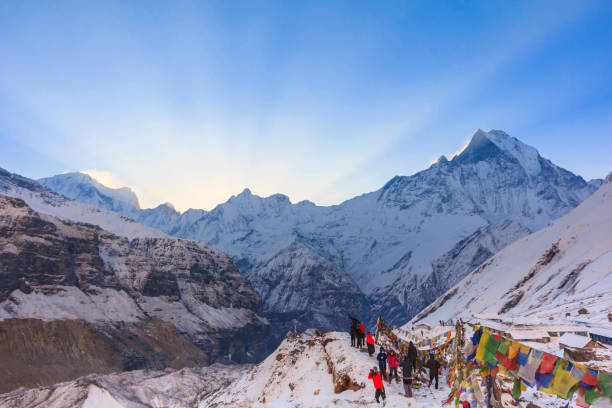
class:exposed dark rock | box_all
[0,195,272,393]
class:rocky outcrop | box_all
[0,195,271,393]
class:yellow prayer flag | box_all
[475,328,490,362]
[508,343,520,360]
[549,359,579,399]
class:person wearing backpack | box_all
[348,314,359,347]
[400,354,414,398]
[426,353,441,389]
[407,341,417,368]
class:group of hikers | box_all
[350,316,442,406]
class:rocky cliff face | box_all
[245,241,371,340]
[0,195,271,393]
[34,130,601,329]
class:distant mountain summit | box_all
[36,129,602,331]
[39,172,141,214]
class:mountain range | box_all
[34,129,602,337]
[0,171,271,393]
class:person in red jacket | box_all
[368,366,386,405]
[366,331,375,356]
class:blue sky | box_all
[1,1,611,211]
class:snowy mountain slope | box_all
[410,172,612,326]
[39,172,140,214]
[370,220,532,326]
[0,194,271,392]
[0,168,163,240]
[245,241,371,340]
[38,130,600,328]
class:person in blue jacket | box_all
[377,347,388,381]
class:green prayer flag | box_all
[512,378,521,399]
[585,387,602,405]
[497,339,509,354]
[485,335,500,353]
[483,348,498,366]
[598,371,612,398]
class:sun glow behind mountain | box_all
[1,1,611,211]
[79,170,120,189]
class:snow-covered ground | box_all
[202,330,451,408]
[2,328,611,407]
[0,331,452,408]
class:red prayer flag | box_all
[581,371,599,387]
[538,353,557,374]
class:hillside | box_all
[411,172,612,327]
[0,195,270,393]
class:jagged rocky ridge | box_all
[37,130,601,329]
[0,195,270,393]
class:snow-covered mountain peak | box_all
[231,188,291,204]
[486,129,542,176]
[159,202,177,212]
[224,189,293,216]
[238,187,252,197]
[451,129,541,177]
[432,155,449,165]
[450,128,493,162]
[39,172,141,212]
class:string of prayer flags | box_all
[471,326,612,406]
